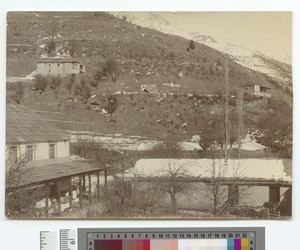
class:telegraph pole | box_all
[224,58,230,164]
[237,88,243,162]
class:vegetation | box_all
[5,149,36,218]
[96,58,120,82]
[34,74,48,92]
[6,82,24,104]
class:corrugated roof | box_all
[36,58,82,64]
[6,104,68,144]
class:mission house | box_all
[36,58,85,77]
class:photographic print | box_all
[5,12,292,219]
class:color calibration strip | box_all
[93,238,249,250]
[78,228,263,250]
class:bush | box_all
[100,58,120,82]
[189,39,196,50]
[49,76,62,92]
[34,74,48,92]
[45,39,56,57]
[73,75,92,99]
[7,82,24,104]
[105,95,118,114]
[150,140,182,158]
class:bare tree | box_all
[157,159,195,215]
[204,157,249,217]
[5,147,36,218]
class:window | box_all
[9,146,18,163]
[26,145,33,162]
[49,144,55,159]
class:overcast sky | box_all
[160,12,292,64]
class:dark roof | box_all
[36,58,82,64]
[7,158,104,188]
[6,104,68,144]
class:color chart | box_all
[93,238,249,250]
[79,228,262,250]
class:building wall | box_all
[242,85,271,98]
[37,62,81,77]
[6,140,70,163]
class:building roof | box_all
[240,83,271,89]
[6,104,68,144]
[36,57,82,64]
[6,158,104,189]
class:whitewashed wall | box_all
[6,141,69,162]
[36,62,80,77]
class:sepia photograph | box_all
[5,11,292,219]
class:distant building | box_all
[6,104,69,168]
[240,84,271,98]
[36,58,85,77]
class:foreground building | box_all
[6,104,105,218]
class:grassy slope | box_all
[6,12,292,142]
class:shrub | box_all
[34,74,48,92]
[49,76,62,92]
[73,75,92,99]
[45,39,56,57]
[7,82,24,104]
[105,95,118,114]
[101,58,121,82]
[189,39,196,50]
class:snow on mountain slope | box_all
[111,12,292,89]
[191,33,292,86]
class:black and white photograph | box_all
[5,11,292,219]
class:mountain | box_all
[112,12,292,92]
[191,33,292,91]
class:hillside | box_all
[111,12,292,93]
[6,12,292,157]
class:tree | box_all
[204,157,249,217]
[45,39,56,57]
[157,159,195,214]
[34,74,48,93]
[6,82,24,104]
[5,147,36,218]
[69,40,79,58]
[99,58,121,82]
[49,76,62,95]
[255,98,292,157]
[189,39,196,50]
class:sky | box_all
[160,12,292,64]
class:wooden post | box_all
[68,177,73,210]
[79,175,83,208]
[56,181,61,215]
[269,186,280,207]
[88,174,92,205]
[82,174,86,195]
[97,171,100,201]
[45,183,49,217]
[104,170,108,187]
[228,184,239,207]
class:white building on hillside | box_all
[36,58,85,77]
